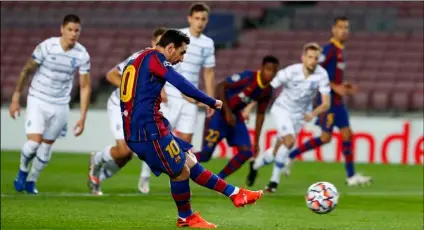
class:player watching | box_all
[88,27,167,195]
[245,43,331,192]
[142,2,217,192]
[120,29,263,228]
[10,14,91,194]
[194,56,279,179]
[276,16,372,187]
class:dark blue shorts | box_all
[200,110,251,155]
[315,104,350,133]
[127,133,192,178]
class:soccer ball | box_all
[305,181,339,214]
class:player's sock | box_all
[170,179,193,218]
[26,143,52,182]
[140,161,151,178]
[190,163,239,197]
[98,148,120,182]
[342,140,355,178]
[217,150,252,179]
[288,137,323,159]
[93,145,113,166]
[270,145,289,184]
[19,140,40,172]
[193,151,213,162]
[253,147,275,170]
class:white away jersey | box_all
[164,27,215,98]
[271,63,330,115]
[108,50,144,105]
[29,37,90,104]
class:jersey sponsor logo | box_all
[122,110,129,117]
[231,74,240,82]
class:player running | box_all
[88,27,167,195]
[245,43,331,192]
[272,16,372,187]
[141,2,217,192]
[194,56,279,179]
[10,14,91,194]
[120,29,263,228]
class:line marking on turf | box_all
[1,191,423,198]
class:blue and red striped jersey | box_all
[224,70,273,114]
[120,49,216,142]
[318,38,346,106]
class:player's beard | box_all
[307,66,316,74]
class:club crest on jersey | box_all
[337,62,345,70]
[71,57,77,68]
[231,74,240,82]
[309,81,318,90]
[238,92,251,103]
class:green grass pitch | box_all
[1,151,423,230]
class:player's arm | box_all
[74,53,92,136]
[270,68,289,89]
[12,59,39,101]
[149,55,216,108]
[106,67,122,88]
[319,46,347,97]
[253,95,271,157]
[309,74,331,118]
[241,102,257,121]
[216,80,233,115]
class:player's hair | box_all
[262,55,279,65]
[62,14,81,26]
[189,2,210,16]
[333,16,349,25]
[157,29,190,48]
[152,27,168,40]
[303,42,322,53]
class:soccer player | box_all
[120,29,263,228]
[10,14,91,194]
[246,43,331,192]
[276,16,372,187]
[194,56,279,179]
[142,2,216,191]
[88,27,167,195]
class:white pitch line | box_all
[1,191,423,198]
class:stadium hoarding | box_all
[1,109,423,165]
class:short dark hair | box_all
[157,29,190,49]
[262,55,279,66]
[189,2,210,16]
[333,16,348,25]
[152,27,167,40]
[62,14,80,26]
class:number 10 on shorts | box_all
[165,139,180,158]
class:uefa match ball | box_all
[305,181,339,214]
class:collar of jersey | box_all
[256,71,267,89]
[330,38,344,49]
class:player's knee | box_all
[23,140,41,153]
[116,142,133,157]
[27,134,43,144]
[340,128,353,141]
[172,164,190,180]
[320,132,332,144]
[282,135,296,149]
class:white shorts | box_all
[107,97,124,140]
[25,96,69,140]
[270,105,304,138]
[161,96,198,134]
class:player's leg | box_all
[14,97,45,192]
[193,111,226,162]
[336,106,372,186]
[138,161,151,194]
[25,103,69,194]
[217,118,253,179]
[287,111,334,160]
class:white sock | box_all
[98,147,120,182]
[230,187,240,196]
[253,147,275,170]
[93,145,113,166]
[270,145,289,184]
[27,143,52,182]
[140,161,151,178]
[19,140,40,172]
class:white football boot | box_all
[346,173,373,187]
[138,177,150,194]
[88,152,103,196]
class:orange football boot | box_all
[176,212,217,228]
[230,188,263,208]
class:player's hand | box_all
[303,113,315,122]
[9,101,21,120]
[241,108,250,121]
[214,100,223,110]
[335,84,348,96]
[73,119,85,137]
[225,111,237,127]
[344,82,359,95]
[206,107,215,118]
